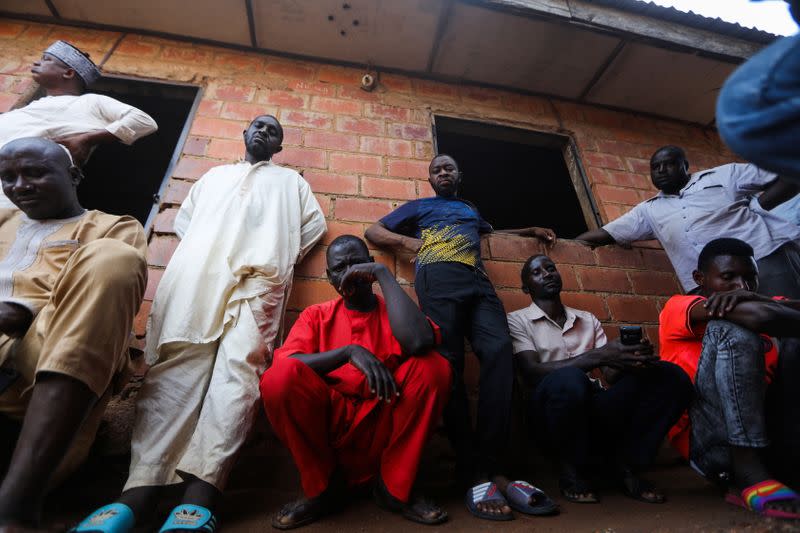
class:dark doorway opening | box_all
[433,116,599,239]
[78,77,200,227]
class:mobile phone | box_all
[0,367,20,395]
[619,326,643,346]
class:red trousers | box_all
[260,352,451,502]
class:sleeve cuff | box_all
[105,122,137,145]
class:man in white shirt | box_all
[74,115,327,533]
[575,146,800,297]
[507,254,692,506]
[0,40,158,208]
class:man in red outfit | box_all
[260,235,452,529]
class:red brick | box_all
[197,100,222,117]
[583,152,625,171]
[207,138,243,160]
[315,194,332,217]
[414,80,458,100]
[484,260,524,288]
[311,96,362,115]
[335,198,394,222]
[283,127,303,146]
[338,86,380,101]
[0,21,25,39]
[295,246,328,278]
[134,300,152,337]
[561,292,609,320]
[607,170,649,188]
[320,220,368,245]
[303,171,358,195]
[395,255,416,284]
[172,156,219,180]
[116,39,160,57]
[360,137,413,158]
[261,90,307,109]
[547,241,596,266]
[211,83,256,102]
[336,116,382,135]
[182,136,208,156]
[463,88,503,107]
[360,176,417,200]
[629,271,681,296]
[576,267,632,293]
[602,204,630,222]
[387,159,429,180]
[645,325,660,348]
[595,246,644,269]
[213,52,263,71]
[288,80,335,96]
[318,65,362,85]
[189,117,245,139]
[380,74,412,93]
[640,248,674,273]
[264,59,315,80]
[161,46,213,63]
[147,235,180,267]
[415,142,433,160]
[365,104,411,122]
[304,130,358,151]
[487,234,547,261]
[329,153,382,174]
[607,296,660,322]
[594,184,641,205]
[162,179,193,205]
[627,157,651,174]
[221,101,276,121]
[144,268,164,300]
[273,146,326,169]
[288,279,339,310]
[153,207,178,234]
[497,288,532,313]
[595,139,653,159]
[280,110,333,130]
[387,123,432,141]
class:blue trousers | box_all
[528,362,692,471]
[717,33,800,182]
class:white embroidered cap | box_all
[44,40,101,86]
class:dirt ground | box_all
[46,431,799,533]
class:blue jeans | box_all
[528,363,692,471]
[717,33,800,181]
[690,321,800,485]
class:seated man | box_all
[0,138,147,530]
[261,235,451,528]
[74,115,326,533]
[508,254,692,504]
[0,40,158,208]
[659,238,800,520]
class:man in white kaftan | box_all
[0,40,157,208]
[72,114,326,533]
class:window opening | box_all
[433,116,599,239]
[77,77,200,228]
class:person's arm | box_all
[758,177,800,211]
[495,226,556,245]
[173,177,206,240]
[0,302,33,337]
[365,222,421,257]
[92,94,159,145]
[339,263,434,354]
[297,178,327,260]
[689,292,800,338]
[53,129,117,165]
[574,228,617,248]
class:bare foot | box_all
[472,478,512,518]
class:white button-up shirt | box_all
[507,302,607,363]
[603,163,800,291]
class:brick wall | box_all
[0,19,740,349]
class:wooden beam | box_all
[245,0,258,48]
[578,39,626,100]
[427,0,455,72]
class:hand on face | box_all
[339,262,386,297]
[347,344,398,402]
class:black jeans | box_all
[415,262,514,480]
[691,321,800,486]
[528,363,693,472]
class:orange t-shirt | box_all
[658,294,779,458]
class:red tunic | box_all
[260,295,451,502]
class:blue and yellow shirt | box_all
[379,196,493,271]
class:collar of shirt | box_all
[522,301,580,333]
[652,169,716,201]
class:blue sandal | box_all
[71,503,135,533]
[505,480,559,516]
[159,504,218,532]
[465,481,514,521]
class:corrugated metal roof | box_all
[585,0,779,44]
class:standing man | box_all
[575,145,800,298]
[508,254,692,504]
[0,138,147,531]
[659,238,800,519]
[74,115,326,533]
[0,41,158,207]
[365,154,557,521]
[261,235,451,528]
